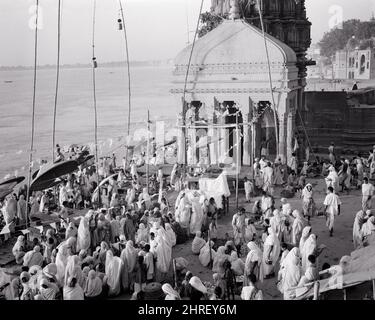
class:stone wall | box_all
[298,91,375,157]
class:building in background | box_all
[333,48,375,80]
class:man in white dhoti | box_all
[232,208,246,249]
[262,162,274,195]
[361,177,374,212]
[324,187,341,237]
[288,153,298,173]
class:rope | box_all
[118,0,132,167]
[91,0,101,199]
[182,0,205,170]
[257,0,280,157]
[52,0,62,161]
[296,107,317,160]
[26,0,39,228]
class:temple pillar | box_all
[252,119,261,160]
[287,111,295,162]
[242,113,251,166]
[177,114,185,164]
[278,112,287,163]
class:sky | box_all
[0,0,375,66]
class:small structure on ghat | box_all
[171,0,312,167]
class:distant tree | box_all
[198,12,223,38]
[318,19,375,61]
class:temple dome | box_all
[174,19,297,69]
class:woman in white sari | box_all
[190,196,204,235]
[84,270,103,299]
[292,210,306,246]
[64,255,84,288]
[299,226,312,253]
[121,240,138,291]
[155,228,172,282]
[212,246,229,275]
[262,227,281,279]
[191,231,206,255]
[244,241,263,285]
[353,210,366,248]
[199,240,216,268]
[105,250,123,297]
[77,217,90,253]
[361,215,375,239]
[162,283,181,300]
[301,234,318,273]
[279,247,301,300]
[55,243,69,285]
[270,209,284,241]
[63,277,84,300]
[165,223,176,247]
[175,194,191,230]
[135,223,149,245]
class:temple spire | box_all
[229,0,240,20]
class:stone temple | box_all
[171,0,312,167]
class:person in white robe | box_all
[262,163,274,195]
[162,283,181,300]
[190,196,204,235]
[279,247,302,300]
[63,277,84,300]
[323,187,341,236]
[155,228,172,281]
[165,223,176,247]
[192,231,206,254]
[241,273,263,300]
[135,223,149,245]
[244,241,263,285]
[353,210,366,248]
[199,241,216,268]
[299,226,312,254]
[361,177,374,211]
[301,234,317,273]
[361,215,375,239]
[105,250,123,297]
[76,217,90,253]
[292,210,306,246]
[262,227,281,279]
[325,166,339,193]
[270,209,284,241]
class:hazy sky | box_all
[0,0,374,66]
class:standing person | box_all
[325,166,339,193]
[288,153,298,174]
[292,210,306,246]
[244,242,263,284]
[362,177,374,212]
[324,187,341,237]
[262,228,281,279]
[353,210,366,249]
[232,208,246,252]
[244,177,254,203]
[241,274,263,300]
[356,157,364,189]
[262,162,274,195]
[278,247,302,300]
[328,143,335,164]
[301,184,315,222]
[260,191,273,218]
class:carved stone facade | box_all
[210,0,312,80]
[171,16,303,166]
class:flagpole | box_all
[236,111,240,210]
[146,109,150,193]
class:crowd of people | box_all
[0,142,375,300]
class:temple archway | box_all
[259,103,277,159]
